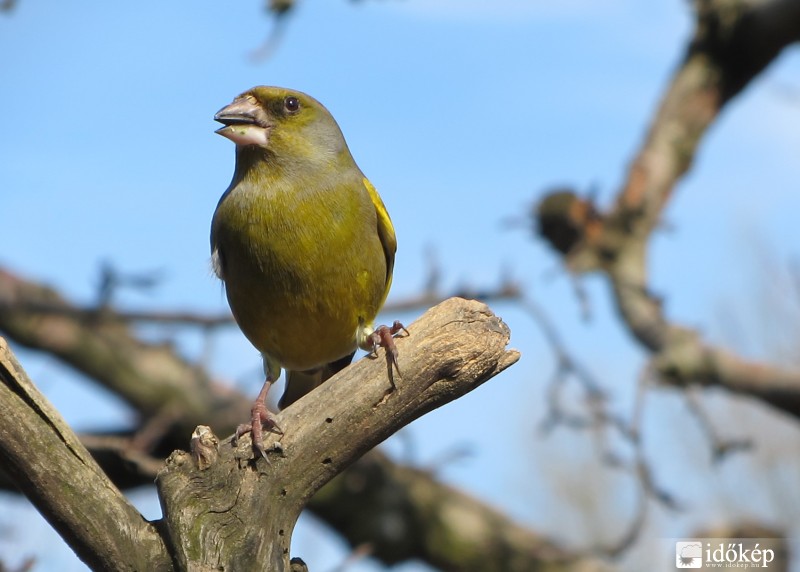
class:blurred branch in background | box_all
[533,0,800,418]
[523,0,800,563]
[249,0,296,61]
[525,295,679,558]
[0,258,521,330]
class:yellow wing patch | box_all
[363,177,396,300]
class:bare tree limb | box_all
[535,0,800,416]
[0,337,171,572]
[156,297,521,570]
[1,298,528,569]
[0,266,594,570]
[0,285,598,571]
[608,0,800,245]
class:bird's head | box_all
[214,86,349,167]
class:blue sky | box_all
[2,1,800,570]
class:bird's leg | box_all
[234,378,284,461]
[366,320,408,386]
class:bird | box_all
[211,86,405,459]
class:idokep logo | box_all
[675,541,703,568]
[674,539,776,569]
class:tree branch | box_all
[1,290,585,571]
[0,337,171,572]
[0,267,596,570]
[156,297,520,570]
[535,0,800,417]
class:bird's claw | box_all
[368,320,408,382]
[233,400,283,461]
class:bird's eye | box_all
[284,96,300,113]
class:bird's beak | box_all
[214,96,271,147]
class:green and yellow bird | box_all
[211,86,404,457]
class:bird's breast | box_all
[212,179,386,370]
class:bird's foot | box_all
[368,320,408,383]
[234,400,284,461]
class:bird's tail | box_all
[279,351,356,410]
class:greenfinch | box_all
[211,86,405,458]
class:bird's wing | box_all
[362,178,396,299]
